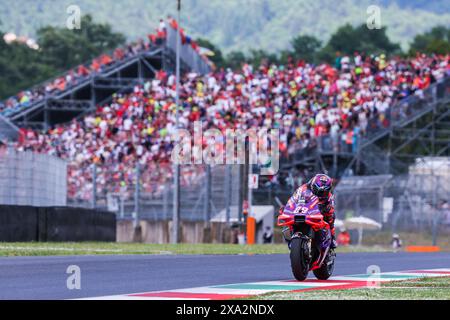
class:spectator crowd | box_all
[13,49,450,203]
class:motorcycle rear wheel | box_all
[290,237,310,281]
[313,249,336,280]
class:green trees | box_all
[0,15,125,100]
[37,15,125,70]
[210,23,449,69]
[1,12,448,100]
[409,26,450,55]
[317,24,401,63]
[196,38,226,68]
[248,49,279,67]
[290,35,322,63]
[0,31,57,98]
[224,51,247,70]
[206,24,403,69]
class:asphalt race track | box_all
[0,252,449,299]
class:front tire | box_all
[313,249,336,280]
[290,237,310,281]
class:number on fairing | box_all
[295,206,308,214]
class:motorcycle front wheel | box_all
[290,237,310,281]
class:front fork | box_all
[282,226,292,243]
[311,228,333,270]
[311,246,330,270]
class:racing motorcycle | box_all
[277,193,336,281]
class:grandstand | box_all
[1,18,449,235]
[0,20,211,130]
[280,75,450,178]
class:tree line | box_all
[202,24,450,69]
[1,15,449,100]
[0,15,125,100]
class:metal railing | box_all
[313,76,450,154]
[0,115,19,140]
[67,162,239,222]
[166,26,211,75]
[361,76,450,148]
[333,160,450,241]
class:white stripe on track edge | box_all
[74,268,450,300]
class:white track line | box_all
[0,246,173,254]
[76,268,450,300]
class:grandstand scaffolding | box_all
[4,26,211,131]
[280,76,450,179]
[0,115,19,141]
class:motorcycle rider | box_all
[283,173,337,249]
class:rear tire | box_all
[290,237,310,281]
[313,249,336,280]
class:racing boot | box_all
[330,235,338,249]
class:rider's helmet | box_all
[309,174,333,199]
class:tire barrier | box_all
[0,205,116,242]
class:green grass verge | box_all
[245,276,450,300]
[0,242,390,257]
[361,231,450,250]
